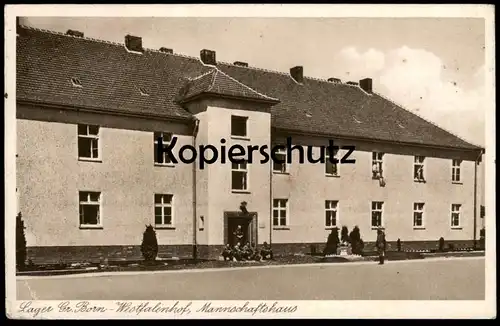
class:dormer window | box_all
[71,77,82,88]
[139,87,149,96]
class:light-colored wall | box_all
[17,105,194,248]
[192,99,272,246]
[272,135,478,244]
[17,103,482,249]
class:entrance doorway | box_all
[224,212,258,247]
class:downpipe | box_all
[192,118,200,260]
[473,149,484,249]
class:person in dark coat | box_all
[260,242,273,260]
[232,242,243,261]
[222,244,233,261]
[375,228,387,264]
[323,228,340,256]
[233,225,244,245]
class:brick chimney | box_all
[359,78,373,93]
[290,66,304,83]
[66,29,84,38]
[234,61,248,67]
[125,35,143,53]
[200,49,216,65]
[16,17,22,35]
[159,47,173,54]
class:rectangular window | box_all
[154,132,173,165]
[231,115,248,137]
[78,124,100,160]
[480,205,485,218]
[79,191,101,226]
[199,215,205,231]
[414,156,425,182]
[452,159,462,182]
[273,199,288,227]
[155,194,173,226]
[272,146,288,173]
[372,152,384,178]
[231,160,248,191]
[371,201,383,228]
[413,202,425,228]
[325,200,339,228]
[451,204,461,228]
[325,149,339,176]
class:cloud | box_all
[336,47,385,80]
[337,46,486,146]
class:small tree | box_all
[397,238,402,252]
[349,226,364,255]
[323,227,340,256]
[341,226,349,245]
[438,237,445,252]
[16,213,27,270]
[479,227,485,250]
[141,224,158,262]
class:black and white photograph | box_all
[5,4,496,319]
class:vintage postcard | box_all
[4,4,496,319]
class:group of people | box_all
[222,241,274,262]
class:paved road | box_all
[17,257,484,300]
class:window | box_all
[155,194,173,226]
[273,199,288,227]
[71,77,82,87]
[452,159,462,182]
[325,149,339,176]
[199,216,205,231]
[78,124,100,160]
[79,191,101,227]
[372,152,384,179]
[231,160,248,191]
[154,132,173,165]
[371,201,383,228]
[325,200,339,228]
[451,204,461,228]
[414,156,425,181]
[413,203,425,228]
[480,205,485,219]
[272,147,288,173]
[231,115,248,137]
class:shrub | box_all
[323,227,340,256]
[16,212,27,270]
[141,224,158,261]
[341,226,349,244]
[479,227,486,250]
[349,226,364,255]
[397,238,401,252]
[438,237,445,252]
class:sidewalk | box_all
[16,250,485,277]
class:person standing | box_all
[233,225,244,245]
[375,228,387,265]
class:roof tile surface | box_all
[16,27,480,150]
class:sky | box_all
[21,17,487,146]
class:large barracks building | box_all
[16,22,485,262]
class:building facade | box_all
[16,24,485,263]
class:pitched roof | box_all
[179,69,279,104]
[16,26,481,151]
